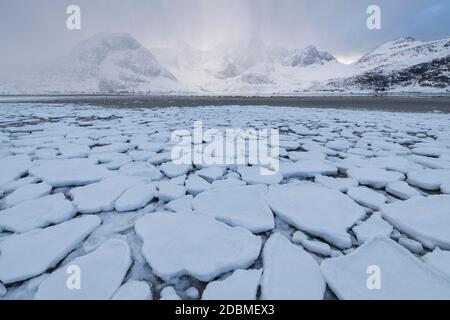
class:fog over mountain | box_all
[1,0,449,67]
[0,33,448,95]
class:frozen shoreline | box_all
[1,95,450,113]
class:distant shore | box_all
[1,95,450,113]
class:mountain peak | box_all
[393,36,417,44]
[287,45,336,67]
[73,33,143,64]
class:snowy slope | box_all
[318,37,450,93]
[356,37,450,72]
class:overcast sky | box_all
[1,0,449,65]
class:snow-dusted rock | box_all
[261,233,326,300]
[35,239,131,300]
[135,212,262,282]
[202,269,262,300]
[386,181,421,200]
[192,185,274,233]
[0,182,52,209]
[347,168,404,189]
[352,213,393,244]
[381,195,450,249]
[266,184,365,249]
[237,166,283,185]
[112,280,152,300]
[69,176,143,214]
[407,169,450,191]
[114,183,157,212]
[314,175,358,192]
[347,186,387,211]
[0,216,101,284]
[321,237,450,299]
[0,193,75,233]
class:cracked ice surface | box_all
[0,103,450,300]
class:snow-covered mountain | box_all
[0,33,449,95]
[0,33,181,94]
[151,36,342,94]
[317,37,450,93]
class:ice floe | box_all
[237,166,283,185]
[114,183,157,212]
[165,195,193,212]
[112,280,152,300]
[352,213,393,244]
[0,193,75,233]
[202,269,262,300]
[35,239,131,300]
[69,176,143,214]
[0,215,100,284]
[314,175,358,192]
[0,182,52,209]
[347,168,405,189]
[135,212,261,281]
[261,233,325,300]
[386,181,421,200]
[192,185,274,233]
[160,162,193,178]
[280,160,337,179]
[347,186,387,211]
[30,160,112,187]
[266,184,365,248]
[381,195,450,249]
[423,248,450,279]
[0,155,31,188]
[321,237,450,299]
[407,169,450,191]
[185,175,212,195]
[157,181,186,202]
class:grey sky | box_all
[1,0,449,65]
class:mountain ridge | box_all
[0,33,448,95]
